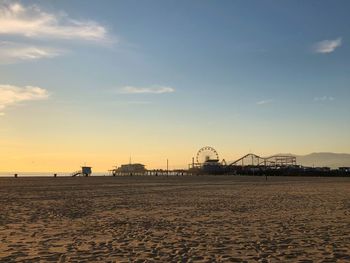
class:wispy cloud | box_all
[0,2,110,43]
[314,96,335,102]
[0,84,49,115]
[256,99,273,105]
[118,86,175,94]
[313,38,342,54]
[0,41,64,63]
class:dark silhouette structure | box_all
[71,166,92,177]
[110,163,146,176]
[189,146,350,177]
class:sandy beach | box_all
[0,175,349,262]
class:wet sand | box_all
[0,175,350,262]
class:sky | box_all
[1,0,350,172]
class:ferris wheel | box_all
[196,146,219,164]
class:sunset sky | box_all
[1,0,350,172]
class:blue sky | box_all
[0,0,350,171]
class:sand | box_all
[0,175,349,262]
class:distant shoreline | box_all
[1,173,350,178]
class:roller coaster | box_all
[189,146,298,175]
[228,153,296,167]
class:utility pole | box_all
[167,159,169,177]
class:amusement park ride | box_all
[189,146,298,175]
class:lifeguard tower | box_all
[71,166,92,177]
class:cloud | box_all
[0,41,64,63]
[0,84,49,115]
[0,2,110,42]
[256,99,273,105]
[313,38,342,54]
[314,96,335,102]
[118,86,175,94]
